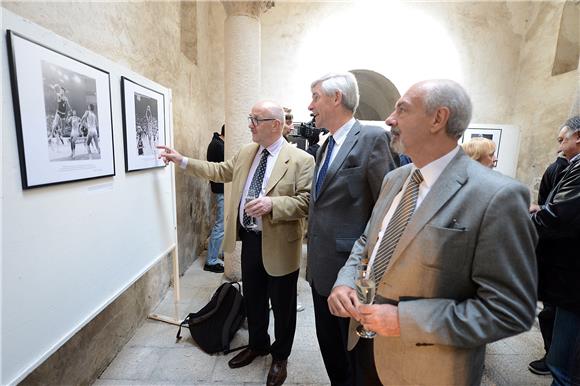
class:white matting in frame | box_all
[6,30,115,189]
[461,127,503,155]
[121,77,166,172]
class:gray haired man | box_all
[306,72,396,386]
[330,79,538,385]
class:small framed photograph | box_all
[6,30,115,189]
[121,77,166,172]
[461,127,503,155]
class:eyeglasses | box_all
[248,116,276,126]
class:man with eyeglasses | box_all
[529,115,580,385]
[158,100,314,386]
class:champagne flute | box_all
[244,191,258,230]
[355,261,376,339]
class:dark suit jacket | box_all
[306,121,395,296]
[335,150,538,385]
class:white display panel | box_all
[1,10,176,385]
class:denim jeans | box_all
[547,307,580,386]
[206,193,224,266]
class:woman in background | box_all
[462,137,497,168]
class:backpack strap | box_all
[175,314,191,341]
[221,282,244,349]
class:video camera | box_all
[292,117,328,141]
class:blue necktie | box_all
[243,149,269,227]
[315,136,335,199]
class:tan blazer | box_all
[334,150,538,385]
[186,141,314,277]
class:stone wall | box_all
[260,1,578,192]
[511,1,578,192]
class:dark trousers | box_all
[239,228,298,360]
[539,303,556,354]
[546,307,580,386]
[354,338,382,386]
[312,285,356,386]
[311,285,382,386]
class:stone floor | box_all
[95,253,552,386]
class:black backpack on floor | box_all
[176,281,247,354]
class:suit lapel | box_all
[387,152,469,271]
[234,144,259,200]
[316,121,361,200]
[264,142,289,194]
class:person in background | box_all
[529,115,580,386]
[527,150,568,376]
[283,107,293,141]
[462,136,497,168]
[204,124,225,273]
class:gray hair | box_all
[311,72,359,113]
[562,115,580,137]
[421,79,472,139]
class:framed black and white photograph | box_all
[460,127,503,156]
[121,77,166,172]
[6,30,115,189]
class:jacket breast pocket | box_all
[337,166,363,197]
[417,225,469,272]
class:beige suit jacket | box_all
[334,150,538,385]
[186,141,314,276]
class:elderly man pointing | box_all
[158,100,314,386]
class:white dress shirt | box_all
[316,117,356,181]
[239,136,285,231]
[368,146,460,269]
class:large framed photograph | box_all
[121,77,166,172]
[6,30,115,189]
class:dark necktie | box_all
[315,136,335,199]
[243,149,269,227]
[372,169,424,282]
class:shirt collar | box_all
[259,136,285,157]
[331,117,356,146]
[569,153,580,164]
[417,146,460,188]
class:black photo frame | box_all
[6,30,115,189]
[121,76,167,172]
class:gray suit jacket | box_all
[334,150,538,385]
[307,121,395,296]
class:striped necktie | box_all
[372,169,424,282]
[243,149,269,227]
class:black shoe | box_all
[228,348,269,368]
[203,263,224,273]
[528,356,551,375]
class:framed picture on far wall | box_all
[460,127,503,156]
[121,77,166,172]
[6,30,115,189]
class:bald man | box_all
[158,100,314,386]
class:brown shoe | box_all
[228,348,268,369]
[267,359,287,386]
